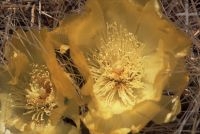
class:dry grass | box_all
[0,0,200,134]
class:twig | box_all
[31,3,35,27]
[38,0,41,30]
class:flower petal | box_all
[84,100,162,133]
[153,96,181,123]
[96,0,143,33]
[165,57,189,95]
[58,0,104,47]
[135,0,191,56]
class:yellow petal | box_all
[48,25,93,98]
[96,0,143,33]
[47,30,69,49]
[8,52,29,85]
[135,0,191,55]
[6,29,48,64]
[84,100,162,133]
[153,96,181,124]
[0,66,13,92]
[165,57,189,96]
[70,45,90,80]
[143,41,172,100]
[42,33,81,100]
[58,0,104,47]
[0,94,12,130]
[81,76,94,96]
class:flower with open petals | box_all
[0,29,80,133]
[59,0,191,133]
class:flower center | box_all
[111,67,125,85]
[24,64,57,124]
[87,22,145,107]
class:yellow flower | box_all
[58,0,191,133]
[0,29,80,133]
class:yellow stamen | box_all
[87,22,145,107]
[12,64,57,125]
